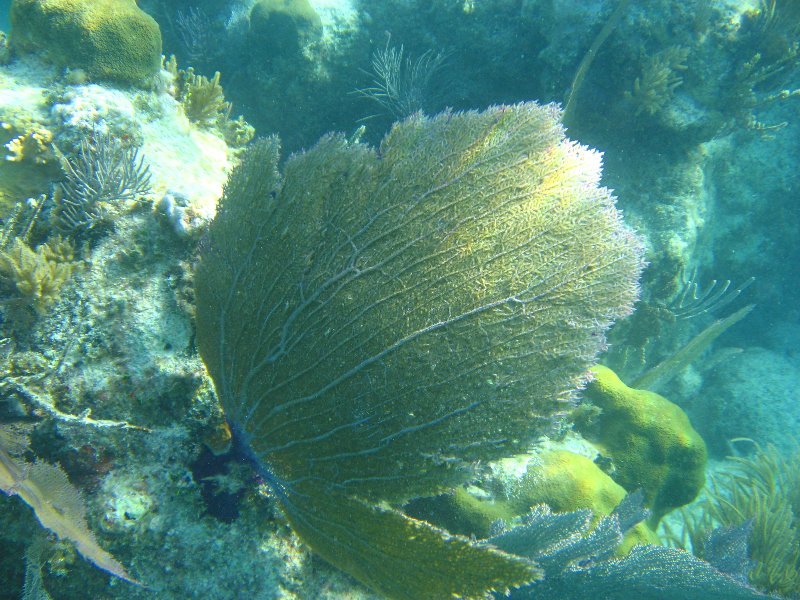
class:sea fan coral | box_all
[195,101,645,600]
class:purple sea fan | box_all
[194,101,646,600]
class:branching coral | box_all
[53,130,151,233]
[221,114,256,148]
[177,68,232,128]
[625,46,689,117]
[0,237,78,313]
[3,126,54,165]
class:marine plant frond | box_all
[693,441,800,596]
[668,268,755,319]
[195,102,645,599]
[562,0,635,126]
[631,303,754,390]
[491,493,775,599]
[353,40,449,119]
[52,130,151,234]
[172,6,214,66]
[0,424,140,585]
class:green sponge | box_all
[512,449,661,552]
[580,365,707,525]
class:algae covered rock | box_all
[9,0,161,84]
[194,102,645,600]
[511,449,660,552]
[406,450,660,552]
[579,365,707,525]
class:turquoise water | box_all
[0,1,798,599]
[0,2,8,32]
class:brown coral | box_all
[625,46,689,117]
[178,69,231,128]
[3,126,54,165]
[0,237,78,313]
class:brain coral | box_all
[9,0,162,84]
[248,0,322,57]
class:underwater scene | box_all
[0,0,799,599]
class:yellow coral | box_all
[10,0,162,84]
[625,46,689,117]
[4,126,54,164]
[0,237,76,313]
[179,69,231,128]
[578,365,707,526]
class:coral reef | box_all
[220,114,255,148]
[0,1,796,598]
[402,485,517,540]
[40,61,234,230]
[577,365,707,525]
[9,0,162,85]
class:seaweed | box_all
[353,40,449,119]
[491,492,776,600]
[700,442,800,597]
[632,304,754,390]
